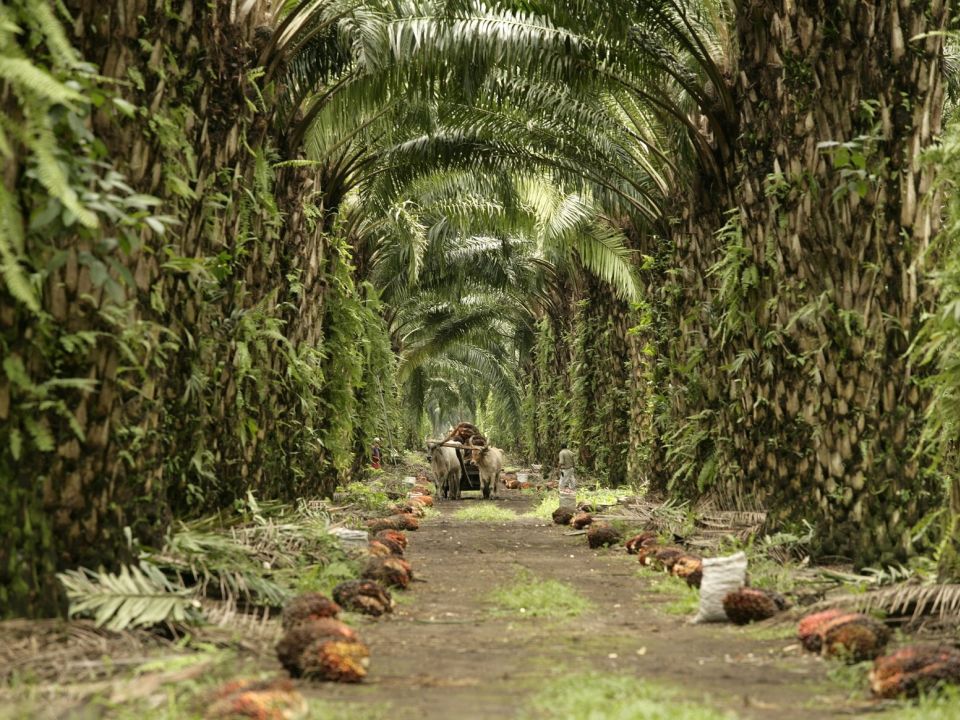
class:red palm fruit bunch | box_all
[870,644,960,699]
[333,579,394,617]
[367,514,419,532]
[587,522,622,549]
[391,503,425,518]
[410,495,434,508]
[504,478,520,490]
[625,531,658,555]
[552,507,574,525]
[376,530,408,550]
[412,484,431,495]
[797,610,889,661]
[367,540,395,557]
[205,677,307,719]
[281,593,341,631]
[362,556,413,589]
[370,535,404,556]
[571,512,594,530]
[722,587,788,625]
[642,546,684,571]
[670,555,704,589]
[636,545,660,566]
[797,609,846,651]
[275,619,369,683]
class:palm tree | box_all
[323,0,954,562]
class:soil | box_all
[310,493,874,719]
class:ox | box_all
[427,441,461,501]
[468,445,504,500]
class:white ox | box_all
[469,445,504,500]
[427,441,461,501]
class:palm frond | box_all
[57,563,202,632]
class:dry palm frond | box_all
[828,584,960,622]
[0,619,168,684]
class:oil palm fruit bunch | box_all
[722,588,787,625]
[333,579,394,616]
[671,555,704,588]
[362,556,413,589]
[552,507,574,525]
[870,644,960,698]
[367,514,419,532]
[205,677,307,719]
[392,502,425,518]
[625,531,658,554]
[798,611,889,661]
[410,495,434,508]
[281,593,341,631]
[797,609,846,651]
[647,547,685,571]
[276,619,369,683]
[587,522,621,549]
[371,535,404,556]
[376,530,408,550]
[571,512,594,529]
[367,540,395,557]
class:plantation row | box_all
[3,0,960,619]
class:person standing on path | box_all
[371,437,383,470]
[558,443,576,491]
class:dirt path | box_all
[311,493,866,719]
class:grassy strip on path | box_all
[488,569,591,619]
[520,672,737,720]
[452,503,518,522]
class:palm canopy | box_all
[261,0,735,438]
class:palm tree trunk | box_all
[0,0,340,615]
[719,0,949,563]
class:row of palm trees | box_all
[273,0,954,567]
[3,0,955,616]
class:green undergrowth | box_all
[876,687,960,719]
[526,486,632,520]
[3,645,392,720]
[292,558,360,597]
[453,503,518,522]
[489,569,591,618]
[520,672,737,720]
[338,480,393,514]
[55,495,362,632]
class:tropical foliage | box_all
[2,0,959,616]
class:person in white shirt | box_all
[558,443,576,491]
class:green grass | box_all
[526,486,633,519]
[519,672,737,720]
[452,503,518,521]
[489,569,591,618]
[305,701,392,720]
[876,687,960,719]
[639,572,700,616]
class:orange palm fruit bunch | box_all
[870,644,960,698]
[362,556,413,589]
[333,579,394,616]
[587,522,621,549]
[722,588,787,625]
[275,618,369,683]
[281,593,341,631]
[205,677,307,719]
[571,512,594,529]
